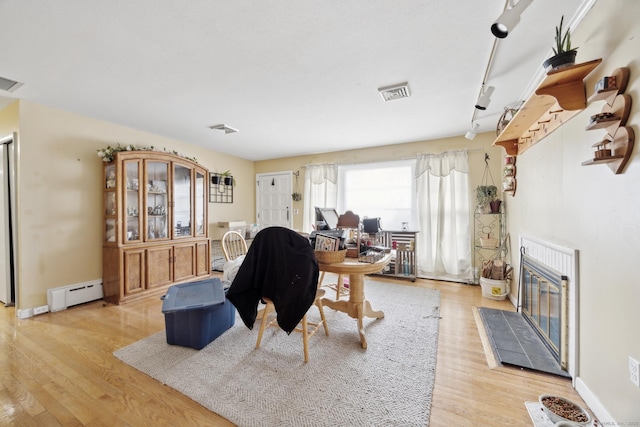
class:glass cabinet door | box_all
[104,164,117,243]
[105,164,117,189]
[146,161,169,240]
[105,191,116,216]
[173,164,192,237]
[124,160,141,242]
[195,169,206,236]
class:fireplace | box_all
[520,254,567,369]
[519,236,579,379]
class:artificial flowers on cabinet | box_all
[97,143,197,163]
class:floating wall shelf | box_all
[493,59,602,156]
[502,155,517,197]
[582,67,634,174]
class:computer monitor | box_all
[363,217,381,234]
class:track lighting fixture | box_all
[465,122,480,140]
[475,86,495,110]
[491,0,533,38]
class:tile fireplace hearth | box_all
[479,307,569,377]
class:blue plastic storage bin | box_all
[161,278,236,350]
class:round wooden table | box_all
[318,253,392,349]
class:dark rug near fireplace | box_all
[478,307,570,378]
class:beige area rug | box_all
[114,280,440,427]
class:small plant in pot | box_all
[220,170,235,186]
[476,185,498,213]
[489,198,502,214]
[543,15,578,72]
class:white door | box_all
[256,172,292,229]
[0,135,16,306]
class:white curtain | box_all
[415,150,472,282]
[302,164,338,233]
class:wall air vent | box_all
[209,124,238,134]
[0,76,24,92]
[378,82,410,102]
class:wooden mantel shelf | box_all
[493,58,602,156]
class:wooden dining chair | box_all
[221,230,248,261]
[227,226,329,363]
[318,272,348,300]
[319,210,360,300]
[221,229,265,318]
[256,288,329,363]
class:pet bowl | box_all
[538,394,591,426]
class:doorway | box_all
[0,133,17,307]
[256,171,292,230]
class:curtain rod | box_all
[302,148,484,169]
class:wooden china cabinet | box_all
[102,151,210,304]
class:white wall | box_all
[505,1,640,422]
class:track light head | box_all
[475,86,495,110]
[465,123,480,140]
[491,0,533,38]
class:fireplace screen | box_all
[520,254,567,368]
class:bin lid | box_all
[162,278,225,313]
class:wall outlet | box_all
[33,305,49,315]
[629,356,640,387]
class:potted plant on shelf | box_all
[543,15,578,72]
[476,185,498,213]
[490,198,502,214]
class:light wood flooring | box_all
[0,273,590,426]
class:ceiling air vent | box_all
[378,82,410,102]
[0,76,23,92]
[209,124,238,134]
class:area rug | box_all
[114,280,441,427]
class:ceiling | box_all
[0,0,589,161]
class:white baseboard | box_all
[575,376,615,425]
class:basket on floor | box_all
[480,277,510,300]
[314,249,347,264]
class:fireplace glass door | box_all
[521,255,564,363]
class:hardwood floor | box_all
[0,274,590,426]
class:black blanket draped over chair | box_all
[226,226,319,334]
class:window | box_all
[337,159,417,230]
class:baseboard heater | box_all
[47,279,104,312]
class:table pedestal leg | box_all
[321,273,384,349]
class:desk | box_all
[318,253,392,349]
